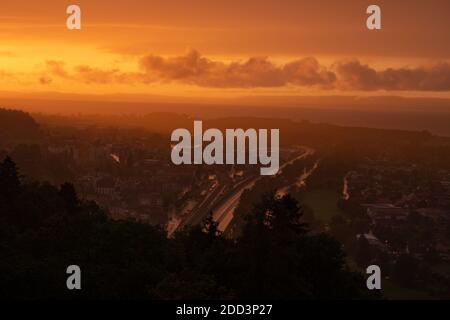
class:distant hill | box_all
[2,93,450,135]
[0,108,42,143]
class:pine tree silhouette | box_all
[0,156,21,200]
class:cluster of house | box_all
[357,203,450,261]
[44,136,198,225]
[349,161,450,262]
[75,164,199,225]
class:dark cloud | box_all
[335,60,450,91]
[75,66,123,84]
[139,50,335,88]
[46,61,70,78]
[45,61,141,84]
[44,51,450,91]
[140,50,286,87]
[283,57,336,88]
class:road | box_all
[212,146,315,233]
[173,146,315,235]
[177,181,224,228]
[276,160,319,197]
[213,177,259,232]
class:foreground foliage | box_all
[0,157,374,299]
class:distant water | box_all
[285,108,450,137]
[200,106,450,137]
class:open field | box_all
[300,188,343,222]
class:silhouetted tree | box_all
[0,166,376,300]
[59,182,80,214]
[202,211,221,238]
[394,254,419,288]
[232,191,373,299]
[355,235,372,267]
[0,156,21,200]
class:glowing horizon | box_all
[1,0,450,100]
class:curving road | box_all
[213,146,315,232]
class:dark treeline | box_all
[0,156,376,299]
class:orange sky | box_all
[1,0,450,100]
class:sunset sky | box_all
[1,0,450,100]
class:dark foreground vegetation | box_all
[0,157,375,299]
